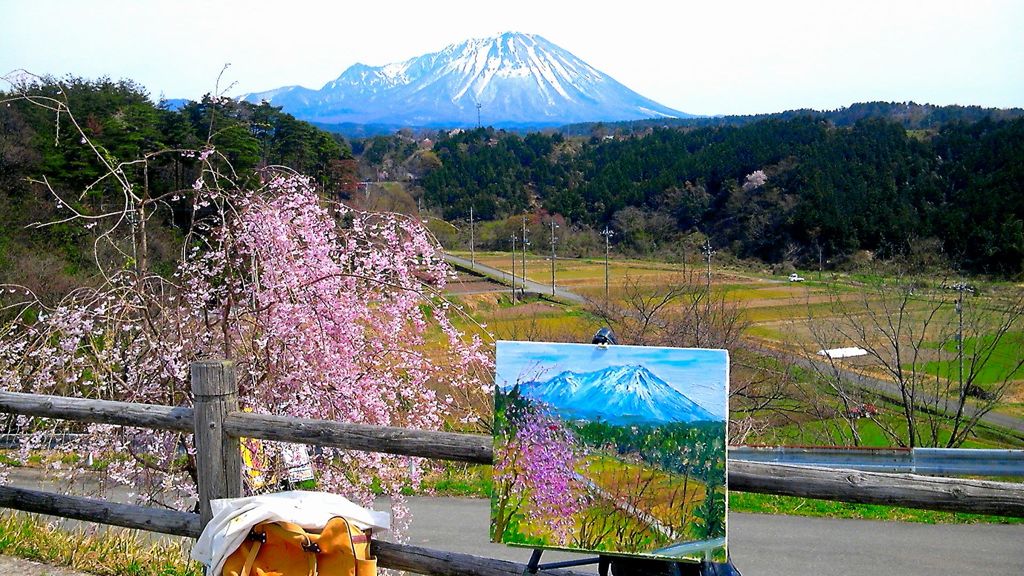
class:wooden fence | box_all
[1,360,1022,576]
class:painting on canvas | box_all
[491,341,728,560]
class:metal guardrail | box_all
[729,446,1024,477]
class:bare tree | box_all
[800,314,878,446]
[588,268,746,350]
[805,271,1024,448]
[586,268,795,444]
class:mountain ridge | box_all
[517,364,719,425]
[242,32,691,128]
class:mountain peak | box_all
[519,364,719,425]
[242,33,691,128]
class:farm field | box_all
[444,250,1024,449]
[581,454,707,534]
[447,251,979,354]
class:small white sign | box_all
[282,444,315,482]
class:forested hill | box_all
[2,78,1022,281]
[422,118,1024,275]
[0,77,357,298]
[561,101,1024,135]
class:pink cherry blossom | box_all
[0,169,492,516]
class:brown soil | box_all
[1004,381,1024,403]
[488,302,560,318]
[445,279,504,294]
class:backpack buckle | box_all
[302,541,321,554]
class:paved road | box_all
[391,496,1024,575]
[444,253,587,304]
[5,466,1023,575]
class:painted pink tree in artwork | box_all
[493,407,588,544]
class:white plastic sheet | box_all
[817,347,868,359]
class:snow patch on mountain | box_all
[242,32,691,128]
[518,364,719,425]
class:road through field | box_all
[394,496,1024,575]
[444,253,587,304]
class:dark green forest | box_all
[0,77,357,298]
[561,101,1024,135]
[3,77,1023,285]
[422,117,1024,275]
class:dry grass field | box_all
[443,251,1024,448]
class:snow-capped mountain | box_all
[242,32,691,128]
[519,365,718,425]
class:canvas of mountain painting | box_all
[491,341,728,561]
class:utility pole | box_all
[510,234,517,302]
[702,239,716,289]
[601,227,614,303]
[958,285,964,394]
[816,240,824,281]
[521,216,528,297]
[549,219,559,297]
[476,102,482,129]
[952,281,974,396]
[469,206,475,268]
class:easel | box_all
[520,328,741,576]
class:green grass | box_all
[0,512,201,575]
[752,407,1018,448]
[741,301,835,323]
[721,286,816,302]
[729,492,1024,524]
[996,403,1024,419]
[422,463,492,497]
[914,331,1024,386]
[744,324,785,340]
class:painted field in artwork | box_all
[491,341,728,560]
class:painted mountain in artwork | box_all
[241,32,690,128]
[518,364,718,424]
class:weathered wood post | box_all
[192,360,242,528]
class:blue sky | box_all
[497,341,728,419]
[2,1,1022,116]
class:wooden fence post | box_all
[192,360,242,528]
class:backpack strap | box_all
[240,534,262,576]
[242,523,319,576]
[270,522,319,576]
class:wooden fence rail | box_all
[2,360,1023,576]
[0,486,586,576]
[3,387,1021,517]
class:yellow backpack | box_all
[222,516,376,576]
